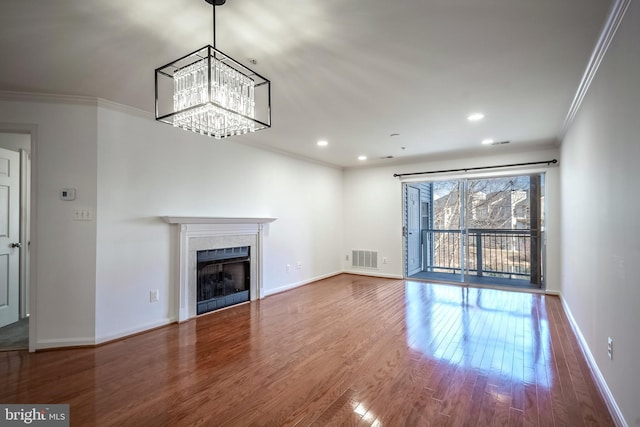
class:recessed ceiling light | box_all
[468,113,485,122]
[482,138,495,145]
[317,140,328,147]
[358,155,367,161]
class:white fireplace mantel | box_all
[162,216,277,225]
[163,216,277,321]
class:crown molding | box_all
[0,90,98,106]
[96,98,153,120]
[560,0,632,139]
[0,90,154,120]
[236,138,344,171]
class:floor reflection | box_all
[405,281,551,388]
[0,275,613,425]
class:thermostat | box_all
[60,188,76,201]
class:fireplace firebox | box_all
[197,246,250,314]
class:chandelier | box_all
[155,0,271,139]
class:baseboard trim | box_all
[560,296,627,427]
[35,317,179,350]
[36,337,96,350]
[263,271,343,297]
[342,270,404,280]
[95,318,176,345]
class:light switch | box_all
[73,208,93,221]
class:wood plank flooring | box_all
[0,274,615,426]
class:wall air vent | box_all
[351,250,378,269]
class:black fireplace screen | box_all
[197,246,250,314]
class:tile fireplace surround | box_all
[162,217,276,322]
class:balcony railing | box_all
[421,229,536,280]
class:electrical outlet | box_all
[345,255,349,261]
[150,289,159,303]
[286,264,291,272]
[383,257,388,264]
[607,337,613,360]
[296,262,302,269]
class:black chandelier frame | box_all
[154,0,271,138]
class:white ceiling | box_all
[0,0,611,168]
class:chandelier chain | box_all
[212,2,216,48]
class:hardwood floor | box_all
[0,274,614,426]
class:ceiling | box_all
[0,0,611,168]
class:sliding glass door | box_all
[430,180,464,282]
[404,173,544,288]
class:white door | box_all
[0,147,20,328]
[407,186,421,276]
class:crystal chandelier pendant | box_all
[172,56,256,137]
[154,1,271,139]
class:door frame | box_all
[405,185,421,276]
[402,172,547,289]
[19,149,30,318]
[0,123,37,352]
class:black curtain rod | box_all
[393,159,558,178]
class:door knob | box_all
[9,242,21,248]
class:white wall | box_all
[0,133,30,152]
[0,97,98,347]
[94,102,344,342]
[0,95,344,347]
[560,1,640,424]
[343,147,562,292]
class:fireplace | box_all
[162,216,276,322]
[197,246,250,314]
